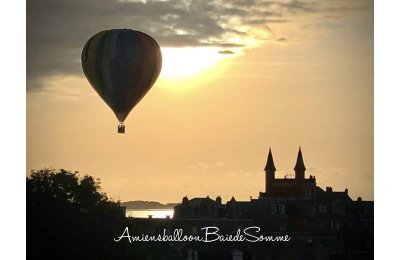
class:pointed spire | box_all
[294,146,306,171]
[264,147,276,171]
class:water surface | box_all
[126,209,174,219]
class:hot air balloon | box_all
[81,29,162,133]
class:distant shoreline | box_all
[121,200,178,210]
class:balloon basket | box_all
[117,123,125,134]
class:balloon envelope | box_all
[81,29,162,122]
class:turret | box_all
[264,148,276,193]
[294,147,306,180]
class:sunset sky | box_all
[27,0,373,203]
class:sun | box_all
[160,47,227,79]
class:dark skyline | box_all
[27,0,373,203]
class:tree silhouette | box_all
[27,168,134,259]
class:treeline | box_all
[27,169,136,259]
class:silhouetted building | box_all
[174,195,225,219]
[174,147,373,238]
[137,147,373,259]
[260,147,316,199]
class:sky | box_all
[27,0,373,203]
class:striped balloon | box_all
[81,29,162,125]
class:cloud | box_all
[28,75,91,101]
[218,50,235,55]
[27,0,373,90]
[224,170,252,177]
[215,161,225,167]
[306,167,373,196]
[188,162,210,170]
[276,37,288,42]
[188,161,225,170]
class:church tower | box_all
[264,148,276,193]
[294,147,306,181]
